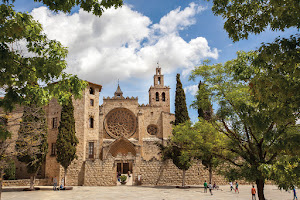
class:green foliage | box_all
[192,119,224,174]
[0,3,87,112]
[0,116,10,141]
[159,122,196,171]
[56,96,78,171]
[210,0,300,42]
[174,74,189,125]
[120,175,127,183]
[190,52,300,197]
[3,160,15,180]
[15,104,48,175]
[268,156,300,190]
[1,0,123,17]
[209,0,300,123]
[191,81,212,120]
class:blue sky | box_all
[12,0,298,122]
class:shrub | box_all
[4,160,16,180]
[120,175,127,183]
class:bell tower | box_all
[149,65,170,112]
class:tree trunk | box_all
[182,170,186,187]
[0,170,3,200]
[30,175,35,190]
[256,179,265,200]
[64,168,67,187]
[208,166,212,184]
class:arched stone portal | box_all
[107,137,137,157]
[106,138,138,185]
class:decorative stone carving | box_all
[147,124,158,135]
[104,108,136,139]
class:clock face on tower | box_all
[104,108,137,139]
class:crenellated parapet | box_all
[103,96,138,100]
[138,104,164,107]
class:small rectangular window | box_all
[89,117,94,128]
[52,117,58,129]
[89,142,94,158]
[90,99,94,106]
[51,143,56,156]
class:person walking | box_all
[208,182,213,195]
[230,181,233,191]
[127,170,131,178]
[53,177,57,191]
[293,187,298,200]
[204,180,208,193]
[251,185,256,200]
[235,181,239,193]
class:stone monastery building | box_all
[3,67,225,186]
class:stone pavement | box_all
[2,185,296,200]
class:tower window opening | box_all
[158,77,161,85]
[89,142,94,158]
[89,117,94,128]
[158,69,160,74]
[156,92,159,101]
[89,87,95,95]
[162,92,165,101]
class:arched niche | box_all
[107,137,137,158]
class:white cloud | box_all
[184,84,198,96]
[152,2,205,35]
[30,3,218,85]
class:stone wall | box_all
[3,178,50,186]
[134,159,228,186]
[84,157,115,186]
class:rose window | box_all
[147,124,158,135]
[104,108,136,139]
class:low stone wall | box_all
[84,158,115,186]
[3,178,50,186]
[135,158,228,186]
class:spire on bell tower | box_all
[114,80,123,98]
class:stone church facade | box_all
[2,67,227,186]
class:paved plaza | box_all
[2,185,296,200]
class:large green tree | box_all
[0,3,87,112]
[15,103,48,190]
[56,96,78,187]
[192,119,223,184]
[158,121,196,187]
[209,0,300,116]
[174,74,189,125]
[190,52,300,200]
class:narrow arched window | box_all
[162,92,165,101]
[89,117,94,128]
[158,77,161,85]
[156,92,159,101]
[89,87,94,95]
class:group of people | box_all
[204,180,298,200]
[52,177,65,191]
[203,181,219,195]
[229,181,239,193]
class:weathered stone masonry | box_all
[1,66,228,186]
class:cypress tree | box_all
[16,104,48,190]
[175,73,189,125]
[197,81,212,121]
[56,96,78,187]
